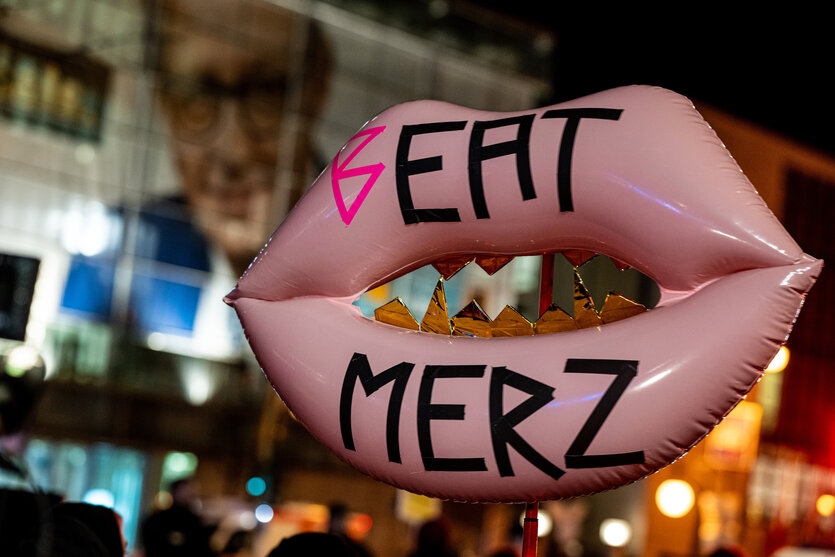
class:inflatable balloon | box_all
[225,86,821,502]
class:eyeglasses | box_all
[158,73,286,142]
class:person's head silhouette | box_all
[268,532,358,557]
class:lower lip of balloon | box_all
[229,260,818,502]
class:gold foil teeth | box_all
[451,300,492,337]
[431,255,514,280]
[374,273,648,337]
[373,299,419,331]
[420,279,452,335]
[429,250,631,282]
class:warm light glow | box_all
[365,284,390,304]
[600,519,632,547]
[351,513,373,535]
[394,490,442,525]
[518,510,553,538]
[817,494,835,517]
[656,479,695,518]
[154,491,173,510]
[765,345,790,373]
[704,400,762,471]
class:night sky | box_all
[479,7,833,156]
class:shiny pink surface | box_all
[226,86,821,502]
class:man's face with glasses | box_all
[156,0,318,274]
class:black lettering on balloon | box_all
[468,114,536,219]
[540,108,623,212]
[340,352,414,464]
[396,121,467,224]
[563,358,645,468]
[489,366,565,481]
[417,365,488,472]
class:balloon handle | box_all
[521,256,551,557]
[522,501,540,557]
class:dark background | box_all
[477,6,833,156]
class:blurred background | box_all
[0,1,832,556]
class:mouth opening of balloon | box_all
[357,250,661,337]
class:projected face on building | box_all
[156,0,330,274]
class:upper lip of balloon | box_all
[226,86,808,307]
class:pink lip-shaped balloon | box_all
[226,86,821,502]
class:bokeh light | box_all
[518,509,553,538]
[351,513,373,536]
[163,451,198,477]
[82,488,115,509]
[5,345,42,377]
[817,494,835,517]
[246,476,267,497]
[656,479,695,518]
[765,345,790,373]
[255,504,274,523]
[239,510,257,530]
[600,518,632,547]
[154,491,173,511]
